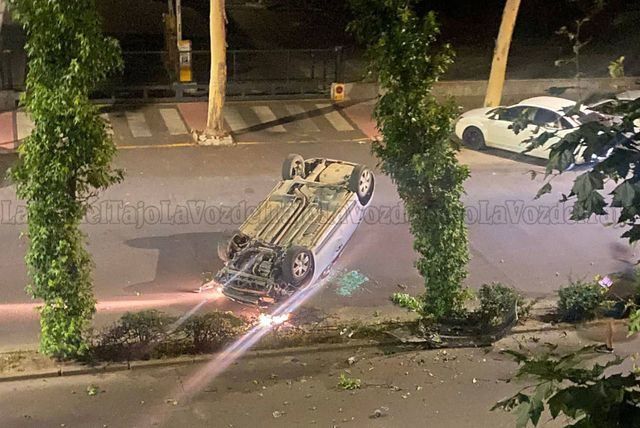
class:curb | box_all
[2,317,630,383]
[0,339,384,383]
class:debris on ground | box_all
[86,385,100,396]
[370,406,389,419]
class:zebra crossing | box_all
[6,101,367,149]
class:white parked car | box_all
[589,90,640,129]
[208,154,374,306]
[454,96,604,159]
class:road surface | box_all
[0,99,634,350]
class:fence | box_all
[91,46,344,101]
[0,46,344,101]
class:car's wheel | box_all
[217,240,231,262]
[282,246,315,286]
[462,126,486,150]
[218,231,247,262]
[282,154,306,180]
[348,164,375,205]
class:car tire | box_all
[348,164,375,205]
[282,246,315,286]
[282,154,306,180]
[462,127,486,150]
[217,240,231,262]
[218,231,247,262]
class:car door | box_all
[485,106,536,152]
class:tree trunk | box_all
[484,0,521,107]
[206,0,226,136]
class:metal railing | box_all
[0,46,344,101]
[94,46,344,101]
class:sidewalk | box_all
[3,326,635,427]
[0,99,377,152]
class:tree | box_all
[494,345,640,427]
[554,0,605,99]
[349,0,470,320]
[518,0,638,334]
[205,0,227,140]
[484,0,522,107]
[8,0,122,358]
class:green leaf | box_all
[628,309,640,336]
[535,183,553,200]
[611,181,636,208]
[571,172,604,200]
[621,227,640,244]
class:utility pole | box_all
[484,0,521,107]
[205,0,227,138]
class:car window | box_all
[532,108,560,127]
[592,100,616,115]
[494,106,526,121]
[560,118,573,129]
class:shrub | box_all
[91,310,176,361]
[180,311,246,353]
[90,310,247,361]
[557,280,605,322]
[119,310,175,344]
[477,283,523,326]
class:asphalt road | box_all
[0,141,634,350]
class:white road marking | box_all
[315,103,354,132]
[224,106,248,132]
[159,108,188,135]
[16,112,34,141]
[285,104,320,132]
[126,111,152,138]
[251,106,286,133]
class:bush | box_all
[557,280,605,322]
[91,310,177,361]
[477,283,523,326]
[90,310,247,361]
[180,311,246,353]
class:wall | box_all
[344,77,640,106]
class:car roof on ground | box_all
[515,96,576,112]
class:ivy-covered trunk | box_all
[8,0,122,358]
[349,0,470,320]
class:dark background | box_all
[3,0,640,87]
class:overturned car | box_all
[210,154,375,306]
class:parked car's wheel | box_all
[462,126,486,150]
[282,154,306,180]
[282,246,315,286]
[348,164,375,205]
